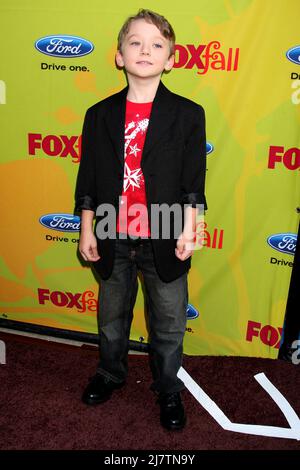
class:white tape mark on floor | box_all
[177,367,300,440]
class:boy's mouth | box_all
[136,61,153,65]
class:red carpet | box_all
[1,331,300,451]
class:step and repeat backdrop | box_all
[0,0,299,357]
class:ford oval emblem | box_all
[35,35,94,58]
[286,46,300,65]
[206,142,214,155]
[186,304,199,320]
[267,233,297,256]
[39,213,81,232]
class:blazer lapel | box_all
[104,85,128,168]
[142,81,177,168]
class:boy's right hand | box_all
[79,231,101,262]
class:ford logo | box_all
[39,213,81,232]
[267,233,297,256]
[286,46,300,65]
[35,35,94,58]
[186,304,199,320]
[206,142,214,155]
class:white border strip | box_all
[178,367,300,441]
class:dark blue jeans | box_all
[96,237,188,394]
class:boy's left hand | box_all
[175,232,195,261]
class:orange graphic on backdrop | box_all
[0,159,73,282]
[52,107,81,125]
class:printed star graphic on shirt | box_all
[123,163,143,192]
[129,143,141,157]
[138,118,149,133]
[124,118,150,155]
[128,121,136,130]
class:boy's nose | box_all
[140,46,150,56]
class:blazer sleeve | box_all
[180,104,207,210]
[74,107,97,213]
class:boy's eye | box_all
[130,41,140,46]
[154,43,163,48]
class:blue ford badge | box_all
[267,233,297,255]
[39,214,81,232]
[35,35,94,58]
[286,46,300,65]
[186,304,199,320]
[206,142,214,154]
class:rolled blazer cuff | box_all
[74,195,97,213]
[181,192,208,210]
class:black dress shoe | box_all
[159,392,186,430]
[82,374,125,405]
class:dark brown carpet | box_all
[1,332,300,451]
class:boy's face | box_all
[116,19,174,80]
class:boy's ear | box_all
[115,50,124,68]
[164,54,175,72]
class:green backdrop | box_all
[0,0,299,357]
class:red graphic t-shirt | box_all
[116,99,153,237]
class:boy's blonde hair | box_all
[117,9,176,57]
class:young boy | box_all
[75,9,207,431]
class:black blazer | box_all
[75,81,207,282]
